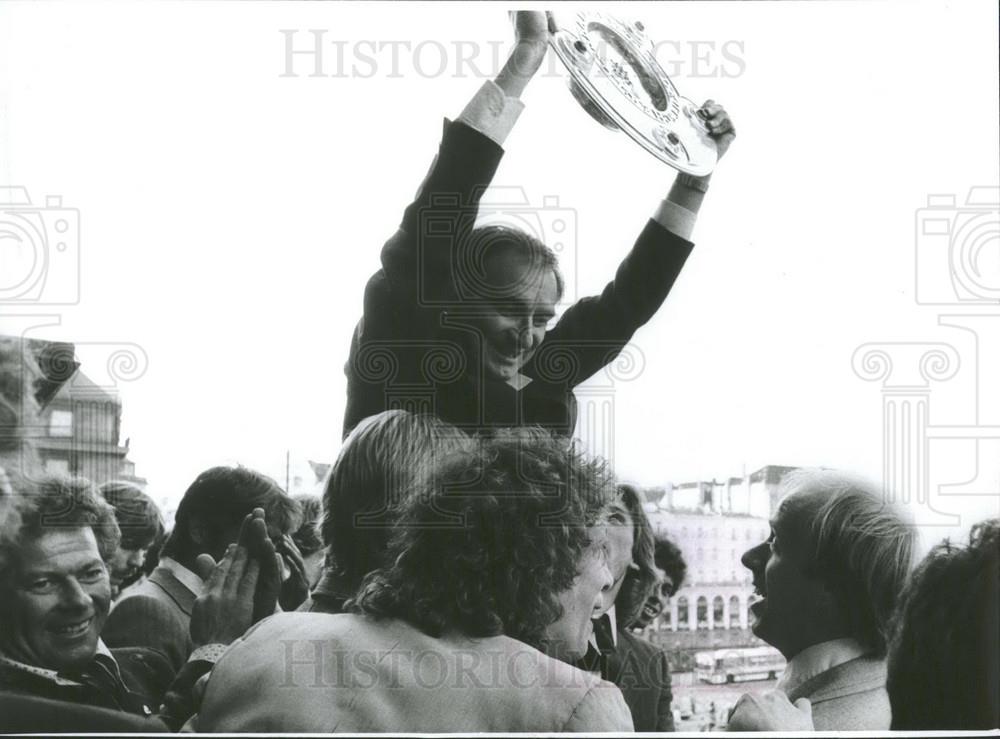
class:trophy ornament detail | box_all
[550,12,718,176]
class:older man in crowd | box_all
[102,465,302,672]
[731,469,915,731]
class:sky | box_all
[2,1,998,553]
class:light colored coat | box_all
[786,655,892,731]
[190,612,634,733]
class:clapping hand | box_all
[189,508,282,646]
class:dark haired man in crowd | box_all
[732,469,915,730]
[587,484,675,731]
[632,534,686,630]
[98,481,164,599]
[102,465,302,671]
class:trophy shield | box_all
[550,12,718,176]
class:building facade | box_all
[643,465,799,634]
[30,340,146,487]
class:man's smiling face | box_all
[0,527,111,672]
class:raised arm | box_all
[378,12,550,306]
[536,103,736,387]
[653,100,736,239]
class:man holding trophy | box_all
[342,11,736,438]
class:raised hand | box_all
[189,535,259,647]
[698,100,736,161]
[498,11,553,93]
[188,508,283,647]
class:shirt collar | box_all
[777,637,868,695]
[158,555,206,596]
[0,639,116,687]
[588,606,619,651]
[505,372,532,391]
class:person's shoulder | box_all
[563,679,634,732]
[223,611,358,652]
[797,656,891,731]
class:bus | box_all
[694,646,786,684]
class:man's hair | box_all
[1,474,120,584]
[782,469,916,657]
[653,535,686,597]
[161,465,300,560]
[610,484,662,628]
[463,226,565,303]
[888,519,999,730]
[98,481,163,551]
[291,494,323,558]
[322,411,471,591]
[350,431,616,651]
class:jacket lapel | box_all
[148,567,197,617]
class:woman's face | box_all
[469,254,558,381]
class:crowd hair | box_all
[609,483,663,628]
[322,411,472,591]
[887,519,999,729]
[99,480,164,551]
[1,474,121,583]
[161,465,300,560]
[349,431,616,652]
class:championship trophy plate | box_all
[550,12,718,176]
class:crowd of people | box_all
[1,10,997,733]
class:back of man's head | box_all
[162,466,299,563]
[321,411,470,592]
[888,518,999,730]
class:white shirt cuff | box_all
[652,198,696,241]
[457,81,525,146]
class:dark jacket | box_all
[0,646,170,717]
[343,120,693,438]
[102,565,196,674]
[606,628,675,732]
[0,647,213,733]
